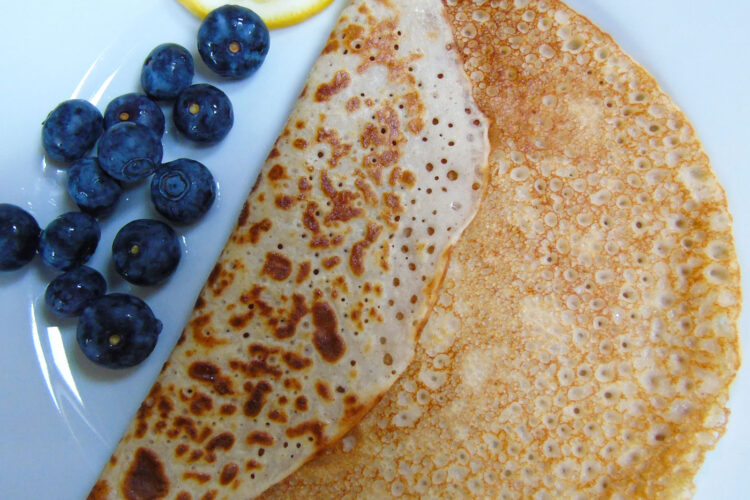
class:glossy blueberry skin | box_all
[77,293,162,369]
[103,93,165,138]
[45,266,106,317]
[97,122,163,183]
[173,84,233,143]
[141,43,194,100]
[42,99,103,163]
[112,219,181,286]
[198,5,269,79]
[39,212,100,271]
[66,158,122,217]
[0,204,40,271]
[151,159,216,224]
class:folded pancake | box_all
[262,0,742,498]
[88,2,489,498]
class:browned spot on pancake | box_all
[219,463,239,486]
[135,421,148,439]
[219,404,236,416]
[293,138,308,150]
[267,147,280,159]
[355,178,378,205]
[183,472,210,484]
[176,492,191,500]
[275,294,309,339]
[262,252,293,281]
[249,218,272,244]
[206,263,221,287]
[187,449,203,462]
[321,171,363,224]
[189,392,213,416]
[310,235,330,249]
[383,192,403,212]
[322,38,339,54]
[264,163,284,181]
[316,128,353,168]
[175,444,189,457]
[350,222,383,276]
[230,310,255,329]
[312,302,346,362]
[316,381,334,401]
[283,377,302,392]
[193,295,206,310]
[322,256,341,269]
[314,70,351,102]
[282,351,313,370]
[206,263,233,297]
[346,96,361,112]
[122,447,169,500]
[245,460,261,471]
[200,491,217,500]
[244,381,273,417]
[298,177,312,192]
[400,169,416,187]
[269,409,288,423]
[388,166,402,186]
[247,431,275,446]
[295,396,309,412]
[275,195,295,210]
[206,432,235,452]
[229,358,282,380]
[190,312,227,348]
[87,480,110,500]
[188,362,234,395]
[285,420,326,445]
[236,200,250,228]
[303,202,321,233]
[295,261,312,283]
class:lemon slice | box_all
[177,0,335,29]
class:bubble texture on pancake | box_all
[87,1,489,498]
[262,0,742,498]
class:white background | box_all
[0,1,746,498]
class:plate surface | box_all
[0,1,746,498]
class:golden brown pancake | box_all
[87,1,489,498]
[262,0,742,498]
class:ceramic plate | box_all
[0,1,746,498]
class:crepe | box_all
[87,1,489,499]
[262,0,742,498]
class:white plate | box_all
[0,1,746,498]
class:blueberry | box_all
[45,266,106,317]
[151,159,216,224]
[141,43,195,100]
[112,219,181,286]
[173,84,233,143]
[0,204,40,271]
[103,93,165,138]
[42,99,103,163]
[77,293,162,369]
[97,122,163,183]
[39,212,100,271]
[66,158,122,217]
[197,5,269,79]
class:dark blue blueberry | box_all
[197,5,269,79]
[44,266,106,317]
[141,43,195,100]
[103,93,165,138]
[150,159,216,224]
[66,158,122,217]
[0,204,40,271]
[42,99,103,163]
[77,293,162,369]
[39,212,100,271]
[173,84,233,143]
[97,122,163,183]
[112,219,181,286]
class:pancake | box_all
[262,0,742,498]
[87,1,489,498]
